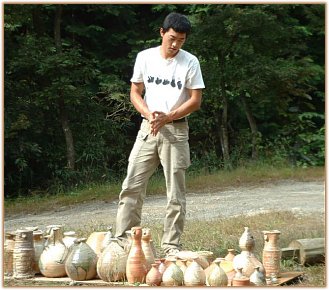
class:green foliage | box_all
[4,4,324,198]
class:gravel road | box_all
[4,180,325,233]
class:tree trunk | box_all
[220,92,231,168]
[240,94,259,160]
[54,5,75,170]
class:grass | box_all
[4,165,325,287]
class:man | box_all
[115,12,205,257]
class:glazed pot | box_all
[65,238,98,281]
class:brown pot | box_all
[146,263,162,286]
[126,226,148,284]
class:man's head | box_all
[160,12,191,58]
[161,12,191,36]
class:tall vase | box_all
[184,257,206,286]
[233,227,265,277]
[262,230,281,277]
[32,230,45,274]
[4,232,16,277]
[126,226,148,284]
[97,238,128,282]
[65,238,98,281]
[39,227,68,278]
[141,228,155,271]
[162,258,184,286]
[206,258,228,286]
[13,229,35,279]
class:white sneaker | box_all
[165,248,180,258]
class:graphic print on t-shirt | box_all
[147,75,183,90]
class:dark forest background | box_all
[4,4,325,198]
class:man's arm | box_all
[151,88,202,134]
[130,82,154,121]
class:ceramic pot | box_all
[141,228,155,271]
[225,248,236,262]
[262,230,281,277]
[124,230,133,254]
[250,266,267,286]
[126,226,148,284]
[13,229,35,279]
[4,232,16,277]
[86,231,107,257]
[39,227,68,278]
[232,276,251,286]
[206,258,228,286]
[184,257,206,286]
[156,258,166,275]
[176,259,188,274]
[63,231,77,249]
[239,227,255,252]
[97,238,128,282]
[162,258,184,286]
[65,238,98,281]
[45,225,63,245]
[146,263,162,286]
[32,230,45,274]
[101,226,114,252]
[233,251,265,277]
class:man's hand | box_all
[149,111,170,136]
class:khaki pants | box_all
[115,119,190,252]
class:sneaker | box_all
[165,248,181,258]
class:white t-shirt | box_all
[130,46,205,114]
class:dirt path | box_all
[4,180,325,232]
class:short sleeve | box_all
[186,58,205,89]
[130,52,144,83]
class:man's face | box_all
[160,28,186,58]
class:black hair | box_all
[162,12,191,36]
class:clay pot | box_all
[156,258,166,275]
[65,238,98,281]
[232,276,251,286]
[39,227,68,278]
[146,263,162,286]
[206,258,228,286]
[162,258,184,286]
[97,238,128,282]
[4,232,15,276]
[250,266,267,286]
[262,230,281,277]
[176,259,188,274]
[141,228,155,271]
[233,251,265,277]
[86,231,107,257]
[13,229,35,279]
[32,230,45,274]
[62,231,77,249]
[124,230,133,254]
[45,225,63,245]
[184,257,206,286]
[126,226,148,284]
[225,248,236,262]
[239,227,255,252]
[101,226,114,252]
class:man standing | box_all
[115,12,205,257]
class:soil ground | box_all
[4,180,325,232]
